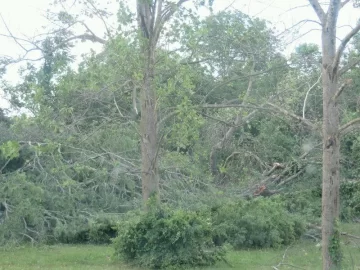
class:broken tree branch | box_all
[267,102,318,130]
[277,168,306,187]
[339,57,360,76]
[332,79,352,101]
[341,231,360,239]
[339,117,360,135]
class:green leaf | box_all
[0,141,20,160]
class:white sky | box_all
[0,0,359,110]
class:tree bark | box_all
[140,40,160,204]
[136,0,189,205]
[321,26,341,269]
[137,1,160,205]
[307,0,353,268]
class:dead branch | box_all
[202,103,271,110]
[253,185,281,197]
[332,80,349,101]
[224,151,268,170]
[307,224,360,240]
[304,233,320,241]
[339,117,360,135]
[272,246,306,270]
[263,162,285,176]
[303,74,321,119]
[341,232,360,239]
[277,168,306,187]
[339,57,360,76]
[209,64,256,175]
[267,102,318,130]
[200,113,235,126]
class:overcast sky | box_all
[0,0,358,110]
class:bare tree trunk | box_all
[136,0,189,205]
[321,25,341,270]
[140,41,160,204]
[136,0,160,205]
[308,0,360,268]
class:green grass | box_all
[0,245,129,270]
[0,224,359,270]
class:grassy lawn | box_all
[0,224,359,270]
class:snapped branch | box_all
[303,74,321,119]
[267,102,318,130]
[339,118,360,136]
[332,78,353,101]
[339,56,360,76]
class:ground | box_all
[0,224,359,270]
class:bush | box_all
[113,207,225,269]
[211,197,305,249]
[340,181,360,221]
[276,188,322,222]
[289,182,360,222]
[53,216,90,244]
[53,215,120,245]
[0,173,48,246]
[88,216,118,244]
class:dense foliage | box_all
[211,198,306,248]
[0,2,359,267]
[113,207,225,269]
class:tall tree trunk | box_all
[136,0,189,205]
[321,26,341,270]
[308,0,360,268]
[136,1,160,205]
[140,41,160,204]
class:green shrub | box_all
[0,173,48,246]
[88,216,118,244]
[113,207,225,269]
[53,215,120,245]
[278,182,360,222]
[53,217,90,244]
[276,188,322,222]
[211,197,305,249]
[340,181,360,221]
